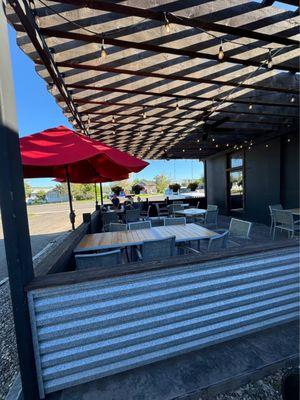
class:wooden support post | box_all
[0,4,39,398]
[100,182,104,205]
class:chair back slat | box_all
[205,210,219,225]
[75,250,121,270]
[274,210,294,228]
[102,212,119,225]
[269,204,283,215]
[109,223,127,232]
[141,236,175,261]
[229,218,252,239]
[164,217,186,226]
[125,208,140,223]
[128,221,152,230]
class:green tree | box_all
[154,174,169,193]
[36,190,46,201]
[24,182,32,197]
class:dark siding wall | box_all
[206,154,228,215]
[281,133,300,209]
[244,138,281,224]
[205,133,299,224]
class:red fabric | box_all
[20,126,148,182]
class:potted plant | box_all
[169,183,181,193]
[131,183,144,195]
[111,185,123,196]
[187,181,199,191]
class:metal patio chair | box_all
[108,222,127,232]
[124,208,141,223]
[75,249,122,270]
[167,204,184,216]
[128,221,152,230]
[135,236,176,262]
[269,204,283,235]
[101,211,120,231]
[181,230,229,254]
[273,209,300,239]
[164,217,186,226]
[229,218,252,239]
[196,209,219,227]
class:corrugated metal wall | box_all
[27,248,299,398]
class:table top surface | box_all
[287,208,300,215]
[175,208,207,216]
[75,223,216,252]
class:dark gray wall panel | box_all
[281,133,300,209]
[206,155,227,215]
[244,138,281,224]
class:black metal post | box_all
[94,183,99,209]
[0,125,39,399]
[65,165,76,230]
[99,182,104,205]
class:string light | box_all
[267,49,273,69]
[226,143,229,147]
[265,144,269,148]
[212,138,215,142]
[112,115,115,124]
[176,100,179,111]
[199,147,202,151]
[218,40,224,61]
[248,103,253,110]
[287,138,291,142]
[290,95,295,103]
[142,107,147,119]
[100,38,107,59]
[182,149,185,153]
[164,12,171,33]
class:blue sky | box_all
[8,26,203,187]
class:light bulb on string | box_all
[218,40,224,61]
[290,95,295,103]
[248,103,253,110]
[100,38,107,59]
[34,11,40,27]
[112,115,115,124]
[267,49,273,69]
[176,100,179,111]
[142,107,147,119]
[164,12,171,33]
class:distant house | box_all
[45,188,68,203]
[139,181,157,194]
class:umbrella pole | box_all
[94,183,99,209]
[99,182,104,206]
[65,166,75,230]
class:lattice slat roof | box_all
[6,0,300,159]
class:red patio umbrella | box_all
[20,126,148,229]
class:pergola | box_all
[6,0,300,160]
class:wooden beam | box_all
[75,108,297,122]
[54,0,299,47]
[67,93,298,110]
[9,0,87,134]
[41,28,299,73]
[45,60,299,109]
[67,83,299,99]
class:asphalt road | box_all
[0,201,96,281]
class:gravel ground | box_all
[200,369,286,400]
[0,281,18,400]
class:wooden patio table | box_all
[174,208,207,217]
[74,223,216,253]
